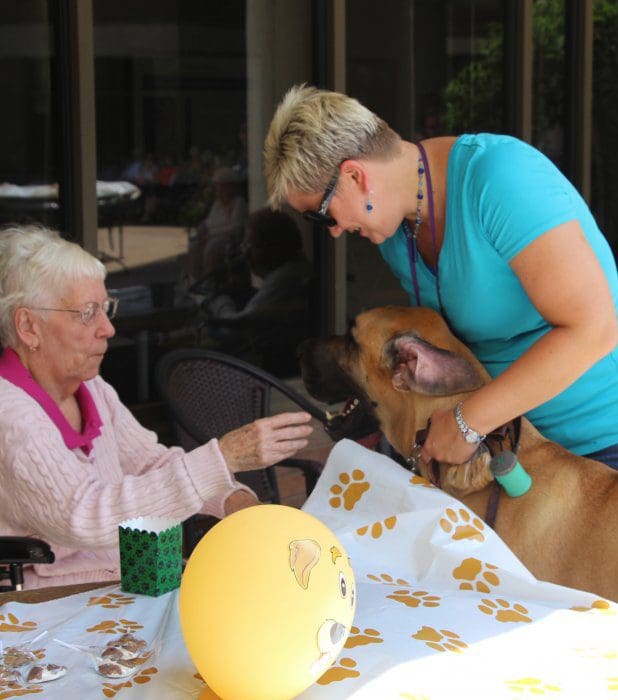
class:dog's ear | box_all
[385,333,484,396]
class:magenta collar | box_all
[0,348,102,455]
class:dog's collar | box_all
[407,416,522,529]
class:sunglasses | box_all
[302,169,339,228]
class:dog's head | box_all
[299,306,489,476]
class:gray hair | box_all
[264,84,401,208]
[0,224,106,347]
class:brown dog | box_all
[299,306,618,602]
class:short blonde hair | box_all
[0,224,106,348]
[264,84,401,208]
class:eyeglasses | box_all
[32,297,119,326]
[302,169,339,228]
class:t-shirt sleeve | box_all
[472,139,579,261]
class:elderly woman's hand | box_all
[223,489,261,515]
[219,412,313,473]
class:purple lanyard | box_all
[402,142,446,316]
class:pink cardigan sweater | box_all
[0,371,252,589]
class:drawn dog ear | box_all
[384,333,484,396]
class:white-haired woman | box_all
[0,225,312,588]
[264,85,618,469]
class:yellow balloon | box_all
[180,504,356,700]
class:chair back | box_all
[155,348,326,503]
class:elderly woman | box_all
[264,85,618,469]
[0,225,312,588]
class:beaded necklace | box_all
[401,142,446,316]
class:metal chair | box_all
[0,537,55,592]
[155,348,328,554]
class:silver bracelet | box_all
[454,402,486,445]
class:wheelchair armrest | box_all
[0,536,55,565]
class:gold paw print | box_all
[316,657,360,685]
[88,593,135,609]
[0,683,44,699]
[409,474,434,488]
[329,470,370,510]
[571,599,616,614]
[367,573,410,586]
[357,516,396,538]
[387,588,441,609]
[0,612,38,633]
[345,626,383,648]
[479,598,532,623]
[505,677,560,694]
[412,625,468,653]
[439,508,485,541]
[86,618,144,635]
[452,557,500,593]
[102,667,158,698]
[574,646,617,660]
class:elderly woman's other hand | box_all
[223,489,261,515]
[219,412,313,473]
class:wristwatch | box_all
[454,402,486,445]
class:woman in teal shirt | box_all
[264,85,618,468]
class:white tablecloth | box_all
[1,439,616,699]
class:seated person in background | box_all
[0,225,313,589]
[204,208,313,321]
[201,209,313,373]
[197,166,247,262]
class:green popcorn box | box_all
[119,516,182,596]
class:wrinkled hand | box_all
[219,412,313,473]
[223,489,260,515]
[420,407,479,465]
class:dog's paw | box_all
[452,557,500,593]
[439,507,485,542]
[478,597,532,623]
[356,516,397,538]
[316,657,360,685]
[411,625,468,653]
[387,588,441,609]
[344,626,384,648]
[329,469,370,510]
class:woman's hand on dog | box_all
[420,407,479,465]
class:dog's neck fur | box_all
[377,391,618,601]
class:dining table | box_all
[1,440,616,699]
[0,181,141,265]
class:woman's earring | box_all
[366,189,375,213]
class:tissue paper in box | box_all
[119,516,182,596]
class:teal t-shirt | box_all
[379,133,618,455]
